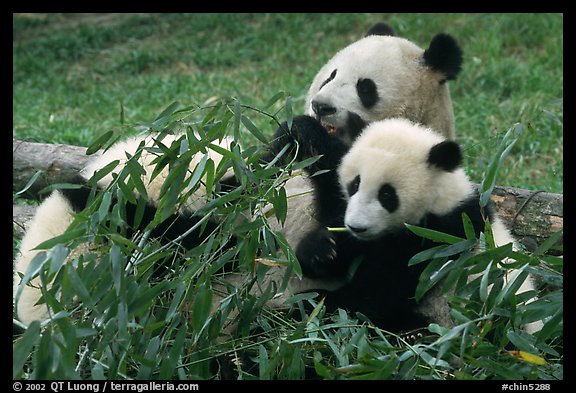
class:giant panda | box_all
[268,22,464,257]
[13,132,236,326]
[267,115,541,333]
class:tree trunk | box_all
[12,139,563,250]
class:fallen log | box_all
[13,138,90,197]
[12,139,563,250]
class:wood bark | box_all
[12,139,563,250]
[13,138,90,197]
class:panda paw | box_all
[264,115,334,166]
[296,228,338,277]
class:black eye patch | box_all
[347,175,360,197]
[356,78,379,108]
[319,69,337,90]
[378,184,399,212]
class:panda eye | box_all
[356,78,379,108]
[347,175,360,197]
[320,69,337,90]
[378,184,399,212]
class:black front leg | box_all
[296,226,350,278]
[263,115,349,175]
[264,115,349,223]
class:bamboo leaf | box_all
[166,282,187,321]
[110,244,123,296]
[480,260,494,303]
[408,245,448,266]
[128,282,169,316]
[203,158,215,199]
[273,186,288,224]
[241,115,268,144]
[14,169,44,197]
[98,190,113,221]
[461,212,477,240]
[192,284,213,332]
[479,124,522,207]
[88,160,120,184]
[533,229,563,257]
[37,183,84,196]
[285,95,293,130]
[405,223,465,245]
[136,336,161,379]
[13,320,41,378]
[34,228,86,251]
[265,91,286,108]
[159,326,187,379]
[259,344,269,380]
[508,350,547,365]
[494,265,530,306]
[66,265,93,308]
[291,155,322,171]
[86,130,114,155]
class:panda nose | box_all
[347,225,368,234]
[311,100,337,117]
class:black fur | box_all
[356,78,379,109]
[423,33,463,82]
[314,194,494,332]
[365,22,395,37]
[335,112,368,144]
[311,100,336,117]
[377,184,399,213]
[267,116,495,332]
[428,140,462,172]
[319,69,337,91]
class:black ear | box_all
[428,140,462,172]
[365,22,395,37]
[423,33,463,83]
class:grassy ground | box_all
[13,13,562,193]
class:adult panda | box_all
[13,133,237,326]
[267,21,464,256]
[269,115,542,334]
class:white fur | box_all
[13,191,76,325]
[306,35,457,141]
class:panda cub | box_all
[13,133,235,326]
[270,115,539,333]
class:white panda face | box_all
[338,118,473,241]
[306,36,424,144]
[305,28,463,143]
[341,151,427,241]
[344,173,402,240]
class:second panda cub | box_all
[271,115,537,332]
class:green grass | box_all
[13,13,563,193]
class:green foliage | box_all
[13,100,562,380]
